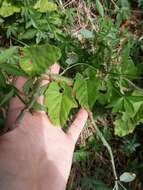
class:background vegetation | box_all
[0,0,143,189]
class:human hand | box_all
[0,64,88,190]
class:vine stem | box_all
[60,63,143,80]
[9,79,42,131]
[88,112,119,190]
[60,62,97,76]
[42,73,73,86]
[10,36,29,47]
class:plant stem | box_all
[11,37,29,47]
[58,0,65,10]
[60,62,97,76]
[60,63,143,80]
[123,77,143,92]
[89,112,119,189]
[10,79,42,131]
[42,73,73,86]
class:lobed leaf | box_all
[19,44,61,76]
[0,1,20,17]
[34,0,57,12]
[0,64,26,76]
[114,114,134,137]
[0,47,18,64]
[73,73,99,110]
[44,82,77,126]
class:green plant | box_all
[121,135,140,156]
[0,0,143,189]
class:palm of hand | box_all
[0,64,88,190]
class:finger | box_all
[67,108,88,144]
[49,63,60,74]
[36,63,60,105]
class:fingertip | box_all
[73,108,88,127]
[67,108,88,144]
[50,63,60,74]
[77,108,88,120]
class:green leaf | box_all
[0,47,18,64]
[44,82,77,126]
[73,149,88,162]
[121,43,137,76]
[128,95,143,102]
[108,97,124,113]
[113,92,143,136]
[0,64,26,76]
[73,73,99,110]
[118,0,130,8]
[34,0,57,12]
[0,72,6,87]
[112,42,137,76]
[0,1,20,17]
[124,97,134,116]
[0,88,14,106]
[109,95,139,116]
[114,113,135,137]
[96,80,117,106]
[133,102,143,124]
[128,93,143,116]
[18,29,37,40]
[19,44,61,76]
[96,0,104,17]
[122,58,137,76]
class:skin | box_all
[0,64,88,190]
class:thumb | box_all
[67,108,88,144]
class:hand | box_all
[0,64,88,190]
